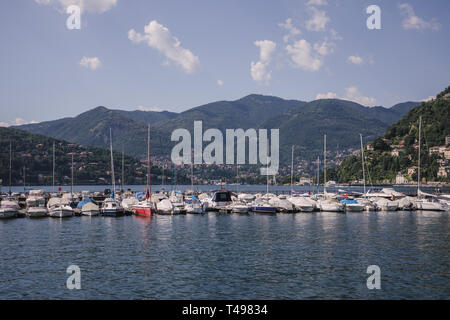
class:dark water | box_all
[0,211,449,299]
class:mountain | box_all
[14,95,418,165]
[115,109,177,124]
[337,87,450,183]
[0,127,188,186]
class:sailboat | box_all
[251,140,277,214]
[101,128,125,217]
[413,117,447,211]
[1,142,19,219]
[132,125,153,216]
[318,134,344,212]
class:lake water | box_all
[0,210,448,299]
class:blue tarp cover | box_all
[340,199,358,204]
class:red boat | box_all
[133,203,153,216]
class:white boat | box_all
[81,202,100,216]
[185,196,203,214]
[26,192,48,217]
[373,198,399,211]
[269,197,295,213]
[156,198,175,215]
[288,196,315,212]
[210,190,232,211]
[121,197,139,212]
[47,197,74,218]
[227,200,249,213]
[318,199,345,212]
[101,197,124,216]
[398,196,415,210]
[341,199,365,212]
[357,198,378,212]
[414,198,447,211]
[0,199,19,219]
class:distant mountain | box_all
[14,95,418,165]
[337,87,449,183]
[115,109,178,124]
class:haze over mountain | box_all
[14,95,419,163]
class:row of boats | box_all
[1,187,448,219]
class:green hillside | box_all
[337,87,450,184]
[0,127,188,187]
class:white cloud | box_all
[344,87,377,106]
[278,18,301,43]
[0,118,38,127]
[136,106,166,112]
[286,39,322,71]
[79,56,101,70]
[421,96,435,102]
[347,55,364,65]
[314,39,333,56]
[305,6,329,31]
[250,40,276,85]
[315,86,377,106]
[128,20,200,74]
[399,3,441,31]
[315,92,337,99]
[35,0,117,14]
[307,0,327,5]
[217,80,224,86]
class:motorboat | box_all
[81,202,100,216]
[0,199,19,219]
[250,197,277,214]
[47,197,74,218]
[373,197,399,211]
[318,199,345,212]
[227,200,249,213]
[185,196,203,214]
[341,199,364,212]
[288,196,316,212]
[101,197,125,217]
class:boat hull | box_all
[251,206,277,214]
[26,208,48,218]
[48,209,73,218]
[81,210,100,216]
[134,207,152,217]
[101,209,125,217]
[0,209,17,219]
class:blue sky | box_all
[0,0,449,125]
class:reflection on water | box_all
[0,211,448,299]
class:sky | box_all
[0,0,449,126]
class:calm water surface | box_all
[0,210,448,299]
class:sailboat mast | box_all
[52,142,55,193]
[324,134,327,195]
[190,149,194,192]
[110,128,116,197]
[316,156,320,194]
[71,153,74,199]
[360,134,366,195]
[266,139,269,195]
[23,166,25,191]
[417,116,422,197]
[147,125,151,196]
[9,141,12,195]
[290,145,294,193]
[122,145,124,192]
